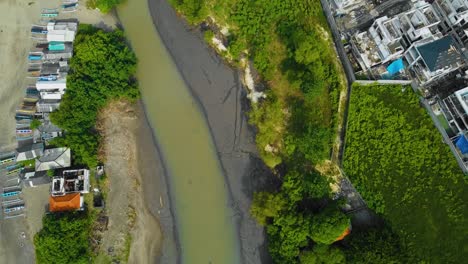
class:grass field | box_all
[343,84,468,262]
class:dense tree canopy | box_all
[344,84,468,262]
[300,245,346,264]
[34,212,92,264]
[343,227,409,264]
[309,206,350,245]
[51,25,139,167]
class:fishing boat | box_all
[4,205,25,214]
[0,156,15,165]
[2,191,21,198]
[38,75,58,81]
[16,129,33,134]
[41,12,59,18]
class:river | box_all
[117,0,241,263]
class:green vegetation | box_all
[171,1,348,262]
[344,84,468,262]
[250,176,350,263]
[17,158,35,169]
[46,169,55,177]
[86,0,125,13]
[30,119,42,130]
[50,25,139,168]
[203,29,214,44]
[343,227,409,263]
[300,245,345,264]
[34,212,93,264]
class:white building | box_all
[51,169,90,196]
[46,21,77,42]
[36,78,66,93]
[355,1,443,69]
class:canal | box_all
[117,0,241,263]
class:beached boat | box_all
[0,156,15,165]
[16,129,33,134]
[4,205,25,213]
[41,13,59,18]
[38,75,58,81]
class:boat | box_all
[4,205,25,213]
[41,13,59,18]
[16,129,33,134]
[38,75,58,81]
[0,156,15,165]
[1,191,21,198]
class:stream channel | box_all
[118,0,241,263]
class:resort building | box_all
[431,0,468,45]
[51,169,90,197]
[35,147,71,171]
[354,0,443,70]
[441,86,468,133]
[404,35,465,85]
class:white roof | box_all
[35,148,71,171]
[40,91,63,100]
[36,79,67,90]
[455,87,468,115]
[47,31,75,42]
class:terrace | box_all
[51,169,90,196]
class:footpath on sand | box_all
[148,0,279,263]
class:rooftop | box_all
[49,193,82,212]
[418,36,463,72]
[35,147,71,171]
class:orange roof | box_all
[49,193,81,212]
[335,227,351,241]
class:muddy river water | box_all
[117,0,241,263]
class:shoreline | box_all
[134,100,180,264]
[147,0,277,262]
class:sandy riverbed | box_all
[98,101,162,263]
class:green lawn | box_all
[344,84,468,262]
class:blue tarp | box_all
[387,59,405,75]
[456,135,468,154]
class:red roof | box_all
[49,193,81,212]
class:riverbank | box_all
[148,0,276,262]
[97,100,163,263]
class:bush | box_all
[30,119,42,130]
[344,84,468,262]
[34,212,93,264]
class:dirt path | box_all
[98,101,162,263]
